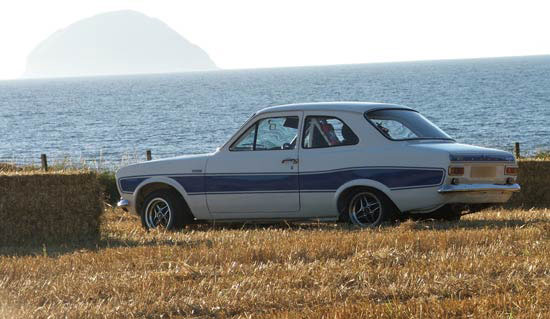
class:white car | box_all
[116,102,520,229]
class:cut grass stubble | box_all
[1,208,550,318]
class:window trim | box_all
[228,123,257,152]
[364,108,455,142]
[301,115,360,149]
[229,115,300,152]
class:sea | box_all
[1,55,549,168]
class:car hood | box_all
[116,153,212,179]
[407,142,515,162]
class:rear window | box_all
[365,109,453,141]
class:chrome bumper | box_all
[438,183,521,193]
[117,199,130,211]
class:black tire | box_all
[140,190,192,230]
[343,188,397,227]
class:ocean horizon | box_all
[2,55,549,168]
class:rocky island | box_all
[23,10,218,78]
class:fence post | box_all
[40,154,48,171]
[146,150,152,161]
[514,142,520,159]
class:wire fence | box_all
[0,150,150,171]
[0,142,533,172]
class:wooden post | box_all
[514,142,520,159]
[146,150,152,161]
[40,154,48,171]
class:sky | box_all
[0,0,549,80]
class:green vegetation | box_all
[534,150,550,159]
[97,171,118,205]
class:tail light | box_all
[448,166,464,176]
[505,166,518,176]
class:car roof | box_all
[256,102,414,115]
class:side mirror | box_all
[282,143,293,150]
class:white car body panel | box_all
[116,102,520,222]
[205,111,302,217]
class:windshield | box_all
[365,109,453,141]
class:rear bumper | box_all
[438,183,521,193]
[438,183,520,205]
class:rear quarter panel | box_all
[298,111,449,215]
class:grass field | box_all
[1,208,549,318]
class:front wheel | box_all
[140,190,186,230]
[346,188,396,227]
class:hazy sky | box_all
[1,0,549,80]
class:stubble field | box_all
[1,208,550,318]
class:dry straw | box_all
[507,160,550,208]
[1,208,549,318]
[0,171,103,245]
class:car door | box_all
[205,111,302,218]
[298,112,361,217]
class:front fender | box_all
[333,179,402,211]
[133,176,192,207]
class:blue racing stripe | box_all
[118,176,205,194]
[300,168,444,191]
[170,176,206,194]
[119,167,445,194]
[119,177,146,193]
[205,174,299,192]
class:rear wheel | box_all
[140,190,190,230]
[345,188,396,227]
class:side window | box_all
[302,116,359,149]
[230,116,299,151]
[370,119,417,140]
[230,125,256,151]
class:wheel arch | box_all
[333,179,402,214]
[133,177,194,218]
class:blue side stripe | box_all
[119,178,146,193]
[205,174,299,193]
[300,168,444,190]
[171,176,205,194]
[118,167,445,194]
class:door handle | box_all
[282,158,299,164]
